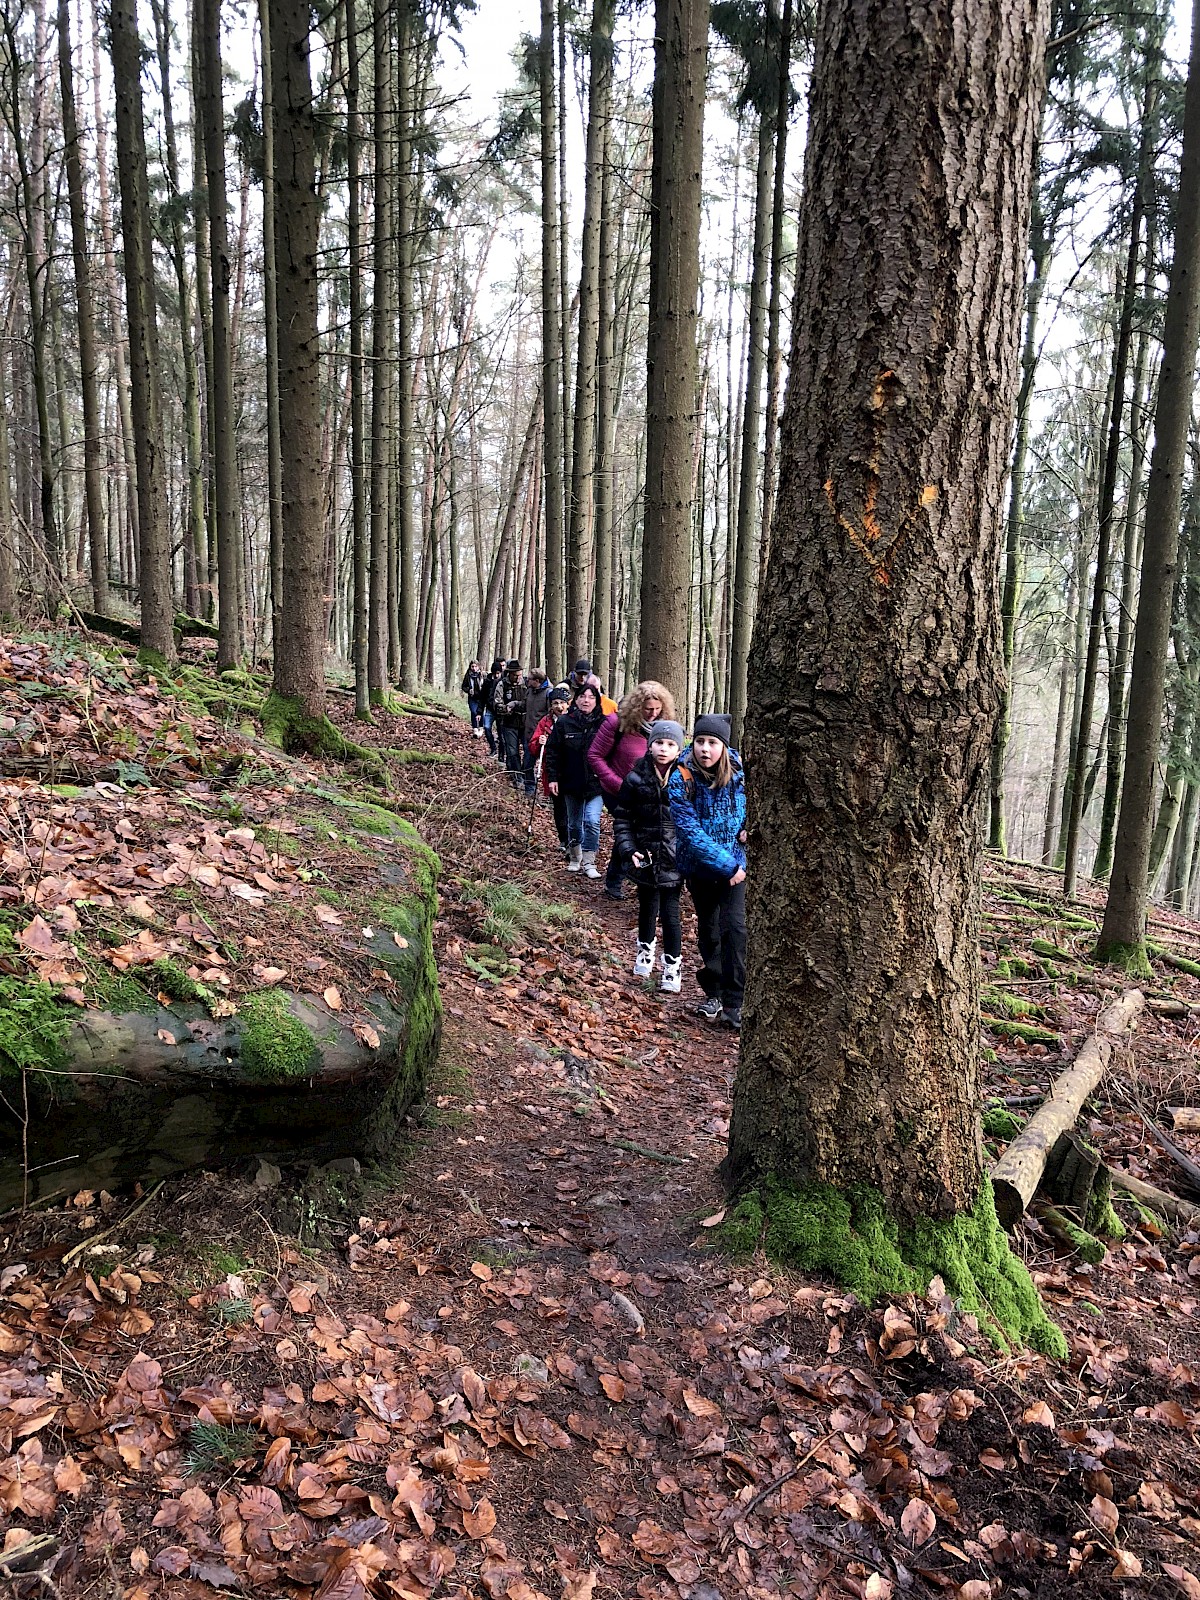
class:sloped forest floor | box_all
[2,630,1200,1600]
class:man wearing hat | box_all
[493,660,527,784]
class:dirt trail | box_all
[3,680,1200,1600]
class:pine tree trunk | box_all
[346,0,368,715]
[566,0,614,666]
[57,0,107,612]
[728,110,774,743]
[1041,561,1076,864]
[395,7,419,693]
[367,0,393,701]
[638,0,709,684]
[111,0,175,660]
[591,109,616,685]
[726,0,1047,1218]
[988,146,1049,853]
[199,0,244,668]
[0,342,15,618]
[259,0,285,652]
[267,0,325,716]
[540,0,566,676]
[760,0,793,558]
[1099,0,1200,972]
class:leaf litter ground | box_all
[2,632,1200,1600]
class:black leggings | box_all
[687,876,746,1008]
[637,881,682,959]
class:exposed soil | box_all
[2,634,1200,1600]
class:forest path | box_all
[4,665,1200,1600]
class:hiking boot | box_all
[723,1007,742,1032]
[633,940,656,978]
[695,996,723,1023]
[566,844,583,873]
[660,955,682,994]
[581,851,602,879]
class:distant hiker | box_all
[493,659,527,783]
[567,658,593,699]
[529,682,571,854]
[481,657,505,758]
[544,683,605,876]
[614,719,685,992]
[589,680,675,900]
[522,667,552,798]
[668,713,747,1031]
[461,660,485,736]
[585,673,618,717]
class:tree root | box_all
[261,691,387,779]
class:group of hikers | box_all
[460,657,746,1031]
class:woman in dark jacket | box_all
[460,661,485,734]
[613,720,685,992]
[544,685,604,875]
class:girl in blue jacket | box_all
[667,713,747,1031]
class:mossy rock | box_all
[721,1178,1067,1359]
[0,833,442,1206]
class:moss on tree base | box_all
[1095,938,1154,980]
[261,691,385,776]
[722,1178,1067,1359]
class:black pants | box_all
[523,741,539,796]
[602,797,626,893]
[500,723,524,777]
[687,876,746,1009]
[637,881,682,959]
[552,792,569,846]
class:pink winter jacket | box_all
[587,713,647,800]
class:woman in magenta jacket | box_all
[588,679,675,899]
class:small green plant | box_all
[207,1246,249,1276]
[214,1297,254,1325]
[469,882,578,949]
[238,989,319,1082]
[185,1421,259,1475]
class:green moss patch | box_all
[723,1178,1067,1359]
[238,989,320,1082]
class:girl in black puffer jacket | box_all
[544,686,605,875]
[613,720,685,993]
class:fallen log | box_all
[1109,1169,1200,1231]
[1139,1112,1200,1193]
[990,989,1144,1228]
[1168,1107,1200,1132]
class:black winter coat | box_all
[543,704,604,798]
[461,667,484,701]
[613,755,681,888]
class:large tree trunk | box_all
[566,0,614,667]
[395,7,419,694]
[199,0,244,669]
[110,0,176,662]
[57,0,107,615]
[1099,0,1200,973]
[367,0,393,702]
[259,0,285,653]
[539,0,566,676]
[727,0,1047,1221]
[638,0,709,685]
[346,0,368,715]
[728,109,774,743]
[268,0,325,717]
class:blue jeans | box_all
[565,793,602,853]
[482,708,496,754]
[467,696,485,730]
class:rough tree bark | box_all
[367,0,393,703]
[638,0,710,685]
[727,0,1048,1221]
[540,0,566,676]
[1099,0,1200,975]
[110,0,176,662]
[259,0,285,652]
[57,0,107,614]
[266,0,326,721]
[199,0,244,669]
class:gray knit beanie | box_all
[692,712,732,746]
[647,720,685,750]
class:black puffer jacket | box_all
[543,702,604,798]
[613,754,680,889]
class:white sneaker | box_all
[660,955,682,994]
[567,845,583,873]
[633,940,656,978]
[581,852,601,879]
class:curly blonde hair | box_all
[618,680,676,735]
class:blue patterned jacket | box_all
[667,750,746,881]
